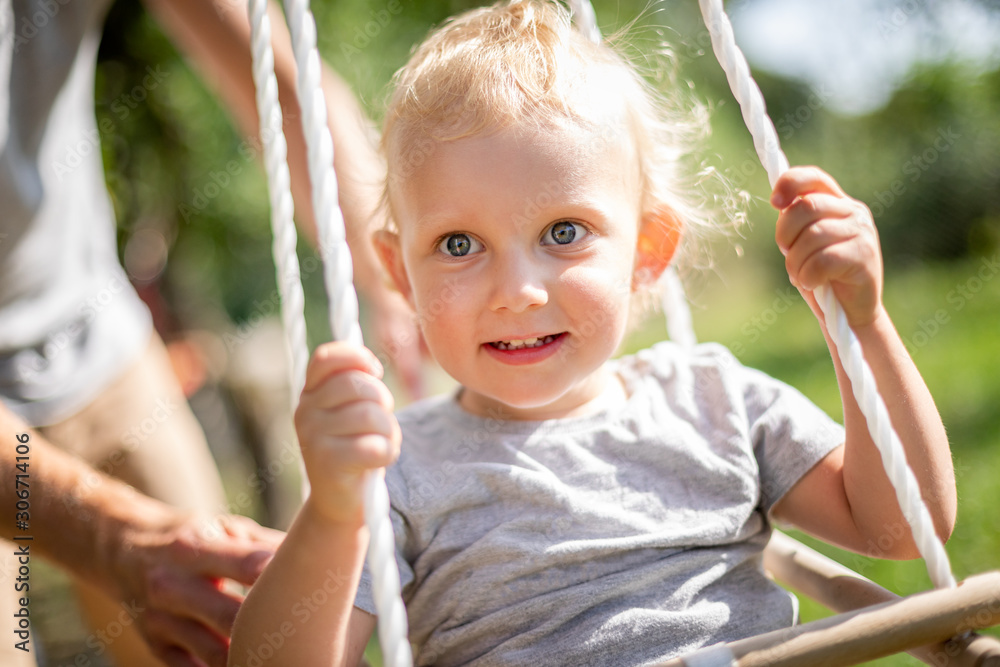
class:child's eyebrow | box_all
[546,199,620,225]
[562,198,615,215]
[411,210,464,233]
[405,194,623,235]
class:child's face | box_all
[386,123,645,420]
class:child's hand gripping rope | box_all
[772,166,884,330]
[295,342,402,525]
[769,166,955,571]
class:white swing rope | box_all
[247,1,412,665]
[695,0,956,591]
[573,0,954,592]
[247,0,308,403]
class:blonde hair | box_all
[380,0,744,271]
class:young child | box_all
[231,1,955,664]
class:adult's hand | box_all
[367,289,427,402]
[0,405,285,667]
[107,510,283,667]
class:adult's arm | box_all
[0,403,283,666]
[143,0,425,398]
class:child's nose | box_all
[487,254,549,314]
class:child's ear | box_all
[633,206,682,290]
[373,229,414,305]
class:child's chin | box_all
[481,387,585,419]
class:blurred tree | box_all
[760,61,1000,268]
[95,0,999,326]
[98,0,275,331]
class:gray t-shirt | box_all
[356,342,844,666]
[0,0,151,426]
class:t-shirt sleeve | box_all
[711,345,845,516]
[353,474,415,616]
[746,370,844,515]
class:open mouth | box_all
[489,333,563,351]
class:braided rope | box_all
[660,268,697,348]
[248,1,412,664]
[816,287,956,589]
[697,0,955,590]
[283,0,362,348]
[247,0,308,402]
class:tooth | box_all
[524,337,538,345]
[509,339,524,347]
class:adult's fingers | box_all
[193,543,278,587]
[146,611,228,667]
[217,514,285,552]
[370,290,427,401]
[393,340,427,402]
[152,644,206,667]
[147,571,244,637]
[163,517,281,585]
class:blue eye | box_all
[438,233,482,257]
[543,221,585,246]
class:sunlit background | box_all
[31,0,1000,664]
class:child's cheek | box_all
[558,266,632,340]
[561,261,633,308]
[412,277,470,341]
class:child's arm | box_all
[768,166,956,559]
[230,343,397,666]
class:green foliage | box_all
[98,0,276,331]
[820,64,1000,265]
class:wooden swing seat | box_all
[655,532,1000,667]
